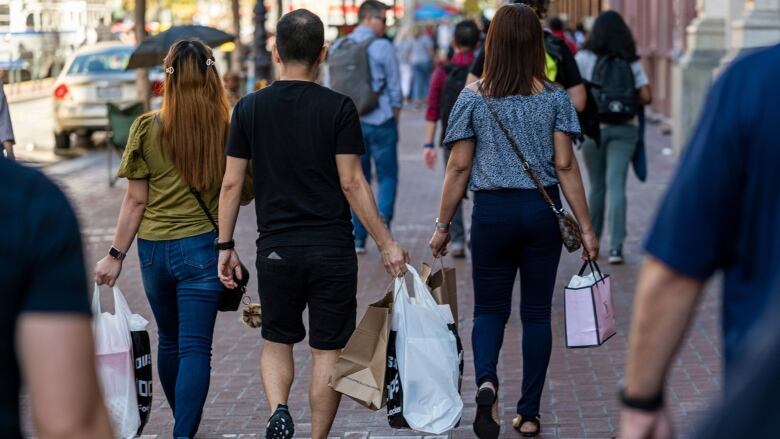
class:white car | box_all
[52,42,163,149]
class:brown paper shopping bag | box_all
[421,262,459,329]
[331,290,393,410]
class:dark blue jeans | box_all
[138,231,222,439]
[470,189,563,418]
[352,118,399,243]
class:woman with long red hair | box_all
[94,39,251,438]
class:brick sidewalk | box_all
[45,109,721,439]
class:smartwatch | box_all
[619,388,664,412]
[214,239,235,251]
[108,246,126,261]
[435,218,451,231]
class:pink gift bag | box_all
[564,260,616,348]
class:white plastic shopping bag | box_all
[92,284,141,438]
[392,265,463,434]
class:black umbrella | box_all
[126,25,235,69]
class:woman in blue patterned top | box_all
[429,4,599,438]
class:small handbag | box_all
[189,188,250,312]
[480,92,583,252]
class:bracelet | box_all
[435,218,450,231]
[423,143,435,149]
[619,388,664,412]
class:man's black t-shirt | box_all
[0,158,90,438]
[470,31,584,90]
[226,80,366,251]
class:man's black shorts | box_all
[256,246,357,350]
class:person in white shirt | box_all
[575,10,652,265]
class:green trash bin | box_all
[107,102,145,187]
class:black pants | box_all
[470,188,563,417]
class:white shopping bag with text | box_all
[92,284,141,438]
[392,265,463,434]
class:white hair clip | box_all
[165,66,174,74]
[206,58,215,66]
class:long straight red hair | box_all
[160,39,230,191]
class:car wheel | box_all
[54,131,71,150]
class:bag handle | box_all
[477,84,559,213]
[92,283,102,315]
[578,259,605,281]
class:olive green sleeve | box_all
[117,113,155,180]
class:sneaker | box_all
[608,249,624,265]
[355,239,367,255]
[451,241,466,259]
[265,404,294,439]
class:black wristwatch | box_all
[214,239,235,251]
[108,246,126,261]
[619,388,664,412]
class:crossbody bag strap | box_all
[189,188,218,232]
[478,88,558,211]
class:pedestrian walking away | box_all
[409,26,435,108]
[422,19,481,258]
[467,0,587,114]
[1,157,114,438]
[619,44,780,439]
[575,10,652,265]
[328,0,403,254]
[0,82,16,160]
[216,9,408,439]
[93,39,252,439]
[429,5,598,438]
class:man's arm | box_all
[18,315,113,438]
[336,154,407,276]
[0,84,15,160]
[381,41,403,120]
[217,156,248,288]
[625,257,704,398]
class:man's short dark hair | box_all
[276,9,324,66]
[511,0,549,18]
[548,16,564,32]
[453,20,480,50]
[358,0,390,22]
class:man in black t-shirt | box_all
[0,157,112,438]
[467,0,586,112]
[217,9,408,439]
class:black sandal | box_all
[473,386,500,439]
[512,415,541,437]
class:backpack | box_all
[438,63,471,144]
[543,33,567,82]
[591,55,638,124]
[329,37,381,115]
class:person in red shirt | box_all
[548,16,577,55]
[422,19,480,257]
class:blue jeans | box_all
[411,61,432,101]
[352,118,399,244]
[137,231,222,439]
[470,189,562,418]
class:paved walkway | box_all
[45,109,721,438]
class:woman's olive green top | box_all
[117,112,252,241]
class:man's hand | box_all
[380,240,408,278]
[94,256,122,287]
[218,249,242,289]
[423,148,437,170]
[429,228,451,258]
[3,141,15,160]
[619,408,673,439]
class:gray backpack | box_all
[329,37,382,115]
